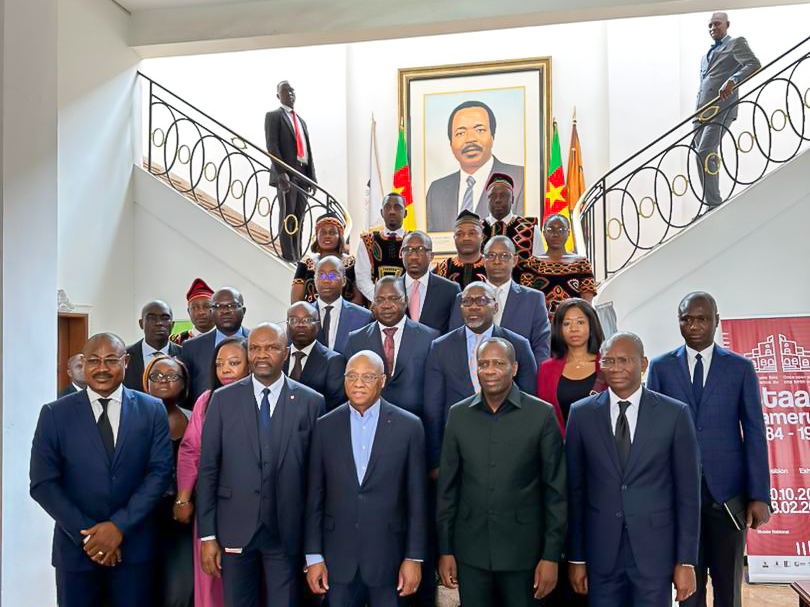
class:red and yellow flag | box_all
[543,119,573,250]
[566,116,585,214]
[393,120,416,231]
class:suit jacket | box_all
[264,107,316,184]
[437,384,566,571]
[58,383,79,398]
[283,340,346,412]
[424,325,538,468]
[565,388,701,578]
[30,388,173,571]
[123,339,183,392]
[647,344,770,504]
[696,36,760,122]
[197,375,325,553]
[180,327,250,407]
[426,157,525,233]
[304,400,427,586]
[345,319,439,420]
[404,273,460,335]
[449,282,550,363]
[317,298,373,356]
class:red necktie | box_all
[290,110,305,161]
[408,281,421,321]
[383,327,397,376]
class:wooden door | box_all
[57,313,88,394]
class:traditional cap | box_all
[455,210,482,227]
[186,278,214,302]
[486,172,514,191]
[315,213,345,233]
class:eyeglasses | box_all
[483,252,514,262]
[148,372,182,382]
[400,246,431,256]
[373,295,404,305]
[317,272,341,281]
[345,372,382,384]
[601,357,639,369]
[460,296,494,307]
[544,226,568,235]
[212,302,242,312]
[84,355,126,369]
[287,317,319,327]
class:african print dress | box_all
[515,257,597,320]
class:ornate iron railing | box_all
[138,72,351,264]
[573,35,810,281]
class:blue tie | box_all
[260,387,272,430]
[692,353,704,406]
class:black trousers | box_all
[155,500,194,607]
[408,480,437,607]
[546,561,587,607]
[277,182,308,262]
[456,561,543,607]
[55,562,153,607]
[222,525,298,607]
[681,481,746,607]
[328,569,404,607]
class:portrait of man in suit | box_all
[426,100,525,233]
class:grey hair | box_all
[483,235,516,255]
[599,331,645,358]
[462,281,496,298]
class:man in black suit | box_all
[305,350,427,606]
[424,281,538,472]
[198,323,325,607]
[123,300,182,391]
[181,287,250,406]
[400,231,460,335]
[566,332,700,607]
[345,276,439,421]
[59,353,86,397]
[31,333,173,607]
[265,80,317,261]
[285,301,346,411]
[437,337,565,606]
[314,256,373,355]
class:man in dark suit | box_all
[285,301,346,411]
[449,236,550,362]
[123,300,182,391]
[181,287,250,407]
[647,292,770,607]
[171,277,215,345]
[305,350,427,606]
[345,276,439,421]
[30,332,173,607]
[566,331,700,607]
[424,281,537,473]
[314,255,373,355]
[265,80,317,261]
[400,231,460,335]
[426,100,525,232]
[197,323,325,607]
[437,337,565,606]
[59,353,87,397]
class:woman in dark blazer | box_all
[537,298,607,437]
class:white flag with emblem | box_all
[365,114,384,230]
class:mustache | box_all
[462,143,482,154]
[92,373,113,380]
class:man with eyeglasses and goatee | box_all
[31,332,173,607]
[181,287,250,407]
[314,256,372,356]
[123,299,182,392]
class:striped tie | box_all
[469,333,483,392]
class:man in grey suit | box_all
[427,101,524,232]
[693,12,760,206]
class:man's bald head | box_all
[212,287,246,334]
[345,350,386,410]
[347,350,385,375]
[249,322,287,347]
[140,299,173,349]
[83,332,126,356]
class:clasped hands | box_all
[81,521,123,567]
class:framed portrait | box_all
[399,57,551,253]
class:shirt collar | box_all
[317,296,343,313]
[378,315,407,335]
[215,327,243,342]
[291,340,317,358]
[710,35,729,48]
[486,212,514,225]
[350,399,381,420]
[86,384,124,405]
[142,339,170,359]
[470,382,522,410]
[252,373,285,403]
[405,272,431,289]
[685,343,715,363]
[487,278,513,292]
[384,227,406,238]
[72,383,85,392]
[608,385,643,409]
[465,324,494,342]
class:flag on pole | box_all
[543,119,573,251]
[566,110,585,214]
[393,119,416,231]
[365,114,384,230]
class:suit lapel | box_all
[300,343,323,383]
[452,329,475,391]
[367,323,387,366]
[340,406,361,489]
[280,107,295,137]
[111,389,134,469]
[594,392,622,478]
[76,391,110,464]
[392,321,415,380]
[275,379,297,470]
[420,275,435,323]
[674,346,696,411]
[501,282,520,325]
[333,300,350,351]
[698,345,724,408]
[623,389,656,478]
[363,401,392,487]
[238,379,261,463]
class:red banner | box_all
[722,315,810,582]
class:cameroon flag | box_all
[543,119,573,251]
[393,121,416,231]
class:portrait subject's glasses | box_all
[84,355,127,369]
[211,303,242,312]
[148,372,182,383]
[345,372,382,384]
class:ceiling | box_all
[116,0,247,10]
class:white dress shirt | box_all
[280,104,309,164]
[489,279,513,326]
[457,156,494,215]
[317,297,343,351]
[685,344,714,386]
[354,227,407,300]
[404,272,431,321]
[86,385,124,444]
[289,340,317,373]
[142,340,171,369]
[252,373,285,416]
[378,315,407,371]
[485,212,544,256]
[608,386,643,442]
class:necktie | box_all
[469,333,483,392]
[692,353,704,406]
[290,110,306,162]
[615,400,632,469]
[320,305,333,347]
[494,220,505,235]
[260,387,272,430]
[383,327,397,376]
[461,176,475,212]
[290,351,305,381]
[408,280,421,321]
[97,398,115,459]
[493,286,504,326]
